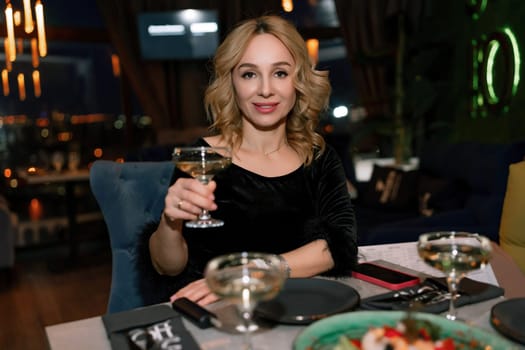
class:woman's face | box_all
[232,33,296,130]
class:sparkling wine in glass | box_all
[417,231,492,320]
[205,252,288,350]
[172,146,231,228]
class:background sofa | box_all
[355,140,525,245]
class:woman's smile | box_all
[253,102,279,114]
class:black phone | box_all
[352,262,420,290]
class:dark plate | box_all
[255,278,360,325]
[490,297,525,345]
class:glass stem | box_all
[241,310,253,350]
[198,177,211,221]
[199,209,211,221]
[446,274,461,320]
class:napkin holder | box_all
[102,304,201,350]
[360,277,504,314]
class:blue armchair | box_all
[89,160,174,313]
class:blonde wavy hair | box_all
[205,15,331,165]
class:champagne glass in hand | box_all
[417,231,492,320]
[205,252,288,350]
[172,146,231,228]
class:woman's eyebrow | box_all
[272,61,292,67]
[237,61,292,69]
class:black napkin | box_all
[102,304,201,350]
[360,277,504,314]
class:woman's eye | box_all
[241,72,256,79]
[275,70,289,78]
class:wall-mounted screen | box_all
[137,9,219,60]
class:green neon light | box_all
[477,93,484,107]
[486,40,499,104]
[479,0,488,13]
[503,27,521,95]
[472,41,479,90]
[469,0,487,20]
[483,28,521,107]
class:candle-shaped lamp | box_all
[5,3,16,62]
[23,0,34,33]
[17,73,26,101]
[32,70,41,97]
[306,38,319,65]
[2,69,9,96]
[35,0,47,57]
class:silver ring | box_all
[177,200,184,210]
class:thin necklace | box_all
[264,141,287,156]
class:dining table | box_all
[45,242,525,349]
[17,168,91,265]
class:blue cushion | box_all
[89,160,174,313]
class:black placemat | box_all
[102,304,201,350]
[360,277,504,314]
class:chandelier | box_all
[2,0,47,101]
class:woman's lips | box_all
[253,102,278,114]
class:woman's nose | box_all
[258,77,273,97]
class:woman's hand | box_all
[150,178,218,276]
[169,278,219,306]
[163,178,218,222]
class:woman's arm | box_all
[280,239,334,277]
[149,213,188,275]
[301,145,359,277]
[277,146,358,279]
[171,239,334,306]
[149,177,218,275]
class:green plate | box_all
[293,311,520,350]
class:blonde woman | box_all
[142,15,358,306]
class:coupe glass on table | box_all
[417,231,492,320]
[172,146,231,228]
[205,252,288,350]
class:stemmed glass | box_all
[417,231,492,320]
[205,252,288,350]
[172,146,231,228]
[51,151,65,172]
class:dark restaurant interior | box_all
[1,0,525,349]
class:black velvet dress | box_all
[137,139,358,306]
